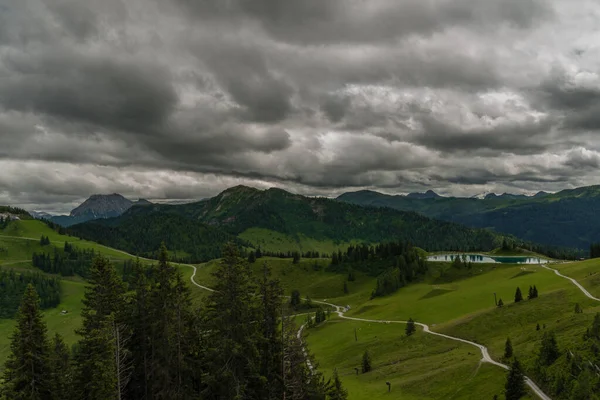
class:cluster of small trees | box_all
[501,315,600,399]
[39,235,51,246]
[0,269,61,319]
[498,285,540,307]
[327,241,427,298]
[306,308,330,328]
[290,289,318,311]
[32,244,96,278]
[2,244,349,399]
[249,249,325,262]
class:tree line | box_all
[2,243,349,400]
[32,243,96,278]
[328,241,427,298]
[0,269,61,319]
[248,248,326,263]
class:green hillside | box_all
[338,185,600,251]
[68,211,245,262]
[69,186,514,263]
[0,219,144,368]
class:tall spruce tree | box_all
[328,368,348,400]
[1,284,52,400]
[504,337,513,359]
[148,244,199,399]
[73,255,126,400]
[202,242,262,399]
[538,331,560,367]
[49,333,71,400]
[514,287,523,303]
[405,318,416,336]
[256,262,284,399]
[505,359,526,400]
[125,259,153,399]
[361,350,372,373]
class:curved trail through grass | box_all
[313,300,551,400]
[0,233,551,398]
[540,264,600,301]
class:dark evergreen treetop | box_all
[2,284,52,399]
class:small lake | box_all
[427,254,549,264]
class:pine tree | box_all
[361,350,372,373]
[514,287,523,303]
[538,331,560,366]
[536,323,540,331]
[504,337,513,359]
[405,318,416,337]
[528,286,534,300]
[148,244,199,399]
[504,358,526,400]
[125,259,153,399]
[248,251,256,263]
[290,289,301,308]
[292,252,300,264]
[202,242,262,399]
[497,298,504,307]
[1,284,52,400]
[282,317,311,399]
[347,267,356,282]
[256,262,284,400]
[73,255,126,400]
[49,333,71,400]
[328,368,348,400]
[343,281,349,294]
[575,303,583,314]
[532,285,538,298]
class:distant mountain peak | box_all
[70,193,133,218]
[406,190,441,199]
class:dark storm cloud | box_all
[1,0,600,212]
[533,71,600,132]
[414,114,556,154]
[177,0,551,44]
[199,42,295,123]
[0,52,177,134]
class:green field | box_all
[0,220,145,368]
[3,217,600,399]
[305,317,525,399]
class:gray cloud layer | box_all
[1,0,599,212]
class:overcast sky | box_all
[2,0,600,213]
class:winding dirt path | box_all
[313,300,551,400]
[0,234,552,398]
[540,264,600,301]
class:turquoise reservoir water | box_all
[427,254,549,264]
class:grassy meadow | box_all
[3,216,600,399]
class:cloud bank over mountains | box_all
[2,0,600,212]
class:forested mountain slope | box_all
[338,185,600,250]
[70,186,514,262]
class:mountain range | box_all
[28,184,600,256]
[337,185,600,250]
[40,194,152,227]
[67,185,520,263]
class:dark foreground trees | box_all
[505,359,526,400]
[1,284,52,400]
[3,243,348,400]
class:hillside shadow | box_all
[419,288,455,300]
[510,270,536,279]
